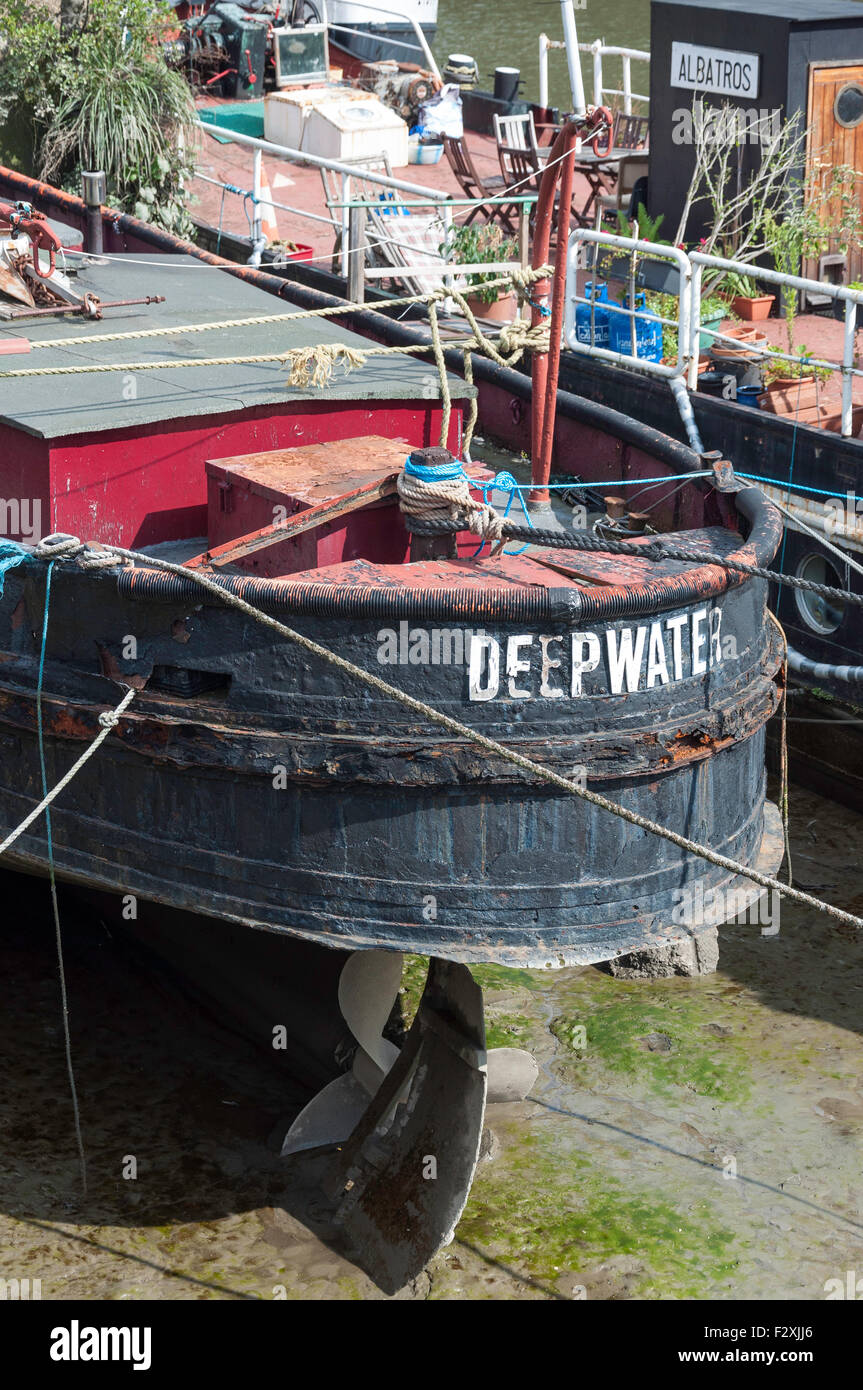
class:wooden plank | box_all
[185,472,399,570]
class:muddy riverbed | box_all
[1,779,861,1301]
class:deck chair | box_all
[493,111,549,165]
[611,111,649,150]
[319,152,393,273]
[364,205,450,299]
[442,134,514,230]
[594,155,649,231]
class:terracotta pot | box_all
[710,324,768,360]
[464,291,518,323]
[731,294,775,321]
[759,375,820,415]
[662,355,710,374]
[822,404,863,437]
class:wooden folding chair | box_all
[612,112,649,151]
[492,111,549,163]
[442,134,514,230]
[594,155,649,231]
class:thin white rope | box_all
[0,687,137,859]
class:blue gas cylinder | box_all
[575,281,611,347]
[608,291,664,361]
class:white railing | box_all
[322,0,442,82]
[564,229,692,380]
[687,252,863,437]
[564,228,863,438]
[197,120,449,269]
[539,34,650,114]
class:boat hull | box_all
[0,552,783,967]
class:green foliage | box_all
[761,165,863,356]
[616,204,665,244]
[0,0,196,235]
[440,221,518,305]
[764,343,831,384]
[722,270,767,300]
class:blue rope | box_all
[736,470,845,500]
[464,469,711,491]
[36,562,88,1196]
[0,539,29,597]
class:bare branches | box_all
[675,100,809,293]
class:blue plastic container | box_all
[575,281,611,347]
[608,291,663,362]
[735,384,762,409]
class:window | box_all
[794,553,846,634]
[834,83,863,130]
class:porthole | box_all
[794,552,846,634]
[834,83,863,129]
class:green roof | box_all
[0,254,471,441]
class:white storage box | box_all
[264,88,409,167]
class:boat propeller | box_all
[281,951,537,1294]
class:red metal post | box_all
[529,121,579,504]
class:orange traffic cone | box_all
[257,164,279,244]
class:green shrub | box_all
[0,0,196,236]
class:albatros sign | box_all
[671,41,760,99]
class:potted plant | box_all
[698,292,732,350]
[440,223,519,322]
[597,208,682,295]
[759,345,830,420]
[723,271,775,321]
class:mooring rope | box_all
[3,533,861,933]
[397,454,505,545]
[402,514,863,610]
[0,270,552,454]
[35,562,87,1195]
[26,270,551,352]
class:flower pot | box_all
[759,375,821,420]
[464,291,517,323]
[699,312,725,350]
[711,324,768,358]
[731,294,775,321]
[821,404,863,437]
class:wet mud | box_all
[1,779,861,1301]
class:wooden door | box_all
[807,64,863,283]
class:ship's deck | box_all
[0,253,471,441]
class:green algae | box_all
[457,1133,737,1297]
[485,1012,534,1049]
[550,972,754,1103]
[470,964,545,993]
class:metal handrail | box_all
[196,121,451,201]
[688,250,863,436]
[324,0,442,81]
[565,229,692,380]
[565,227,863,439]
[539,32,650,114]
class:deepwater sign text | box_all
[469,609,723,702]
[671,42,759,99]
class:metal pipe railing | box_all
[539,33,650,116]
[565,229,692,380]
[688,250,863,436]
[196,121,450,202]
[325,0,441,82]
